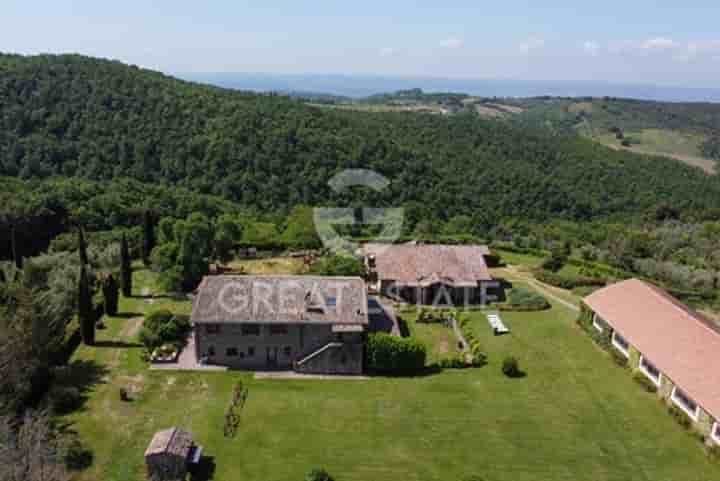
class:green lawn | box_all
[494,249,545,269]
[402,310,461,365]
[62,268,720,481]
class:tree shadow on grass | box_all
[93,340,143,349]
[50,360,109,414]
[114,312,144,319]
[190,456,216,481]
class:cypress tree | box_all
[120,234,132,297]
[10,223,22,269]
[78,265,95,345]
[101,273,120,316]
[142,210,156,266]
[78,225,89,266]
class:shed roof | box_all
[584,279,720,421]
[364,243,493,286]
[145,428,194,458]
[191,275,368,325]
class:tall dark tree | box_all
[77,225,89,266]
[120,234,132,297]
[78,265,95,346]
[143,209,156,266]
[101,273,119,317]
[10,224,21,269]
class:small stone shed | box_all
[144,427,202,481]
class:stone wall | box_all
[195,323,334,369]
[295,341,364,375]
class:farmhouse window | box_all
[671,387,699,420]
[208,346,216,356]
[712,422,720,445]
[206,324,221,334]
[592,313,606,333]
[283,346,292,357]
[639,356,662,386]
[611,332,630,358]
[241,325,260,336]
[271,325,289,335]
[248,347,255,357]
[226,347,238,357]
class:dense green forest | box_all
[3,53,720,237]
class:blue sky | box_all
[2,0,720,86]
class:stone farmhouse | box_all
[363,243,500,306]
[584,279,720,446]
[191,276,368,374]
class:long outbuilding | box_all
[584,279,720,445]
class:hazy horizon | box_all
[3,1,720,90]
[179,71,720,103]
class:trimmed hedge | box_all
[498,287,550,311]
[365,333,427,373]
[534,269,607,290]
[610,348,629,368]
[668,405,693,429]
[457,317,488,367]
[633,372,658,393]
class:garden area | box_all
[56,264,720,481]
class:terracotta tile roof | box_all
[191,276,368,326]
[585,279,720,421]
[145,427,194,458]
[364,243,493,286]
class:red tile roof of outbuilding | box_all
[585,279,720,421]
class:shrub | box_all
[708,445,720,463]
[309,255,366,277]
[417,308,453,324]
[541,255,565,273]
[667,405,692,429]
[633,372,658,393]
[139,309,190,351]
[365,333,427,373]
[500,287,550,311]
[49,385,82,414]
[457,316,488,367]
[306,468,334,481]
[436,352,467,369]
[610,348,629,368]
[534,269,606,290]
[502,356,522,378]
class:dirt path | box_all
[498,267,580,313]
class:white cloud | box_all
[640,37,676,50]
[583,41,600,56]
[519,37,545,53]
[379,47,398,57]
[439,37,464,49]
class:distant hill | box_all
[181,72,720,103]
[313,90,720,173]
[3,52,720,229]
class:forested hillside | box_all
[2,53,720,231]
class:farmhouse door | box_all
[266,346,279,367]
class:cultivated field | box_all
[592,128,716,174]
[61,264,720,481]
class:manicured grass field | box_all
[402,310,461,365]
[62,268,720,481]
